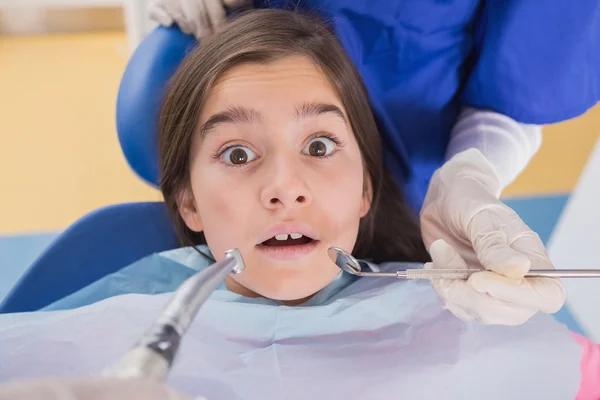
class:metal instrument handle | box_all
[400,269,600,280]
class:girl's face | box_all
[178,56,371,304]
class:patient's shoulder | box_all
[43,246,214,312]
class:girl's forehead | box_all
[204,56,343,110]
[216,55,324,84]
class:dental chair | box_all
[0,26,198,314]
[0,24,587,339]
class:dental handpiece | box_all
[102,248,245,381]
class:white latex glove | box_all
[420,148,565,325]
[148,0,251,40]
[0,377,204,400]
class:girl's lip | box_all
[255,240,319,260]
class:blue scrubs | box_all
[258,0,600,211]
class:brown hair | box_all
[159,9,430,263]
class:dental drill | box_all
[102,248,245,381]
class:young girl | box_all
[0,9,597,400]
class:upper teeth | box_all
[275,233,303,241]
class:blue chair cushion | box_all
[116,26,198,186]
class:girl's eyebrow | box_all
[294,101,347,125]
[198,102,347,140]
[199,106,262,140]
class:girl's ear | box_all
[360,176,373,218]
[177,188,203,232]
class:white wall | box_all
[0,0,155,49]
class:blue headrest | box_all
[116,26,198,186]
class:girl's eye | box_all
[303,137,337,157]
[220,146,257,166]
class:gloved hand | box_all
[0,377,204,400]
[148,0,252,40]
[420,148,565,325]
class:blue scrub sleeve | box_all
[461,0,600,124]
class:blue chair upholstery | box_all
[0,27,197,314]
[117,26,198,186]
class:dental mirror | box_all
[328,246,600,280]
[328,246,363,275]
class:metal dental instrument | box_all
[103,248,245,381]
[329,246,600,279]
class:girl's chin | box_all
[225,275,332,305]
[224,257,340,303]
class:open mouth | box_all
[256,227,320,260]
[260,233,315,247]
